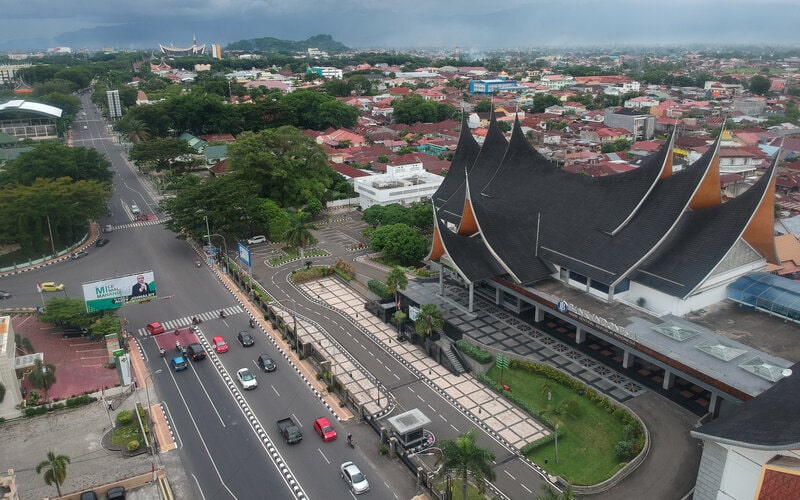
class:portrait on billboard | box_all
[82,271,157,312]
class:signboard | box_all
[82,271,157,312]
[238,242,252,267]
[112,349,125,357]
[408,305,420,322]
[495,354,509,371]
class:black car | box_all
[0,290,11,299]
[106,486,125,499]
[63,327,89,338]
[237,331,255,347]
[185,343,207,361]
[95,238,109,247]
[257,354,276,372]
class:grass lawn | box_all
[485,366,627,485]
[268,247,329,266]
[110,422,144,448]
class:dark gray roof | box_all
[691,361,800,450]
[433,115,481,227]
[632,156,778,297]
[435,216,507,282]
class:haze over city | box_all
[1,0,800,52]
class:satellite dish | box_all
[782,368,793,378]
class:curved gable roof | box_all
[0,99,62,118]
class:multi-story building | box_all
[353,163,443,209]
[307,66,343,79]
[604,107,655,140]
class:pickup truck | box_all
[277,417,302,444]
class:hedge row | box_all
[367,279,391,300]
[520,426,567,455]
[455,339,493,364]
[22,394,96,418]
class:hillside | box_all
[225,34,350,54]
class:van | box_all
[131,204,141,215]
[83,125,88,130]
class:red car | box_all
[313,417,337,442]
[146,322,165,335]
[212,336,229,354]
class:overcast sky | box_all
[1,1,799,51]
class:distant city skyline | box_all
[1,0,800,53]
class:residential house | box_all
[314,129,367,148]
[603,107,655,140]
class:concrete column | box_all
[439,266,444,295]
[662,370,675,390]
[534,306,544,322]
[709,393,720,417]
[622,350,634,369]
[495,287,501,305]
[575,327,585,344]
[468,283,474,313]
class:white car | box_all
[236,368,257,390]
[340,461,369,494]
[247,235,266,245]
[131,204,141,215]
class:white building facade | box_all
[353,164,444,209]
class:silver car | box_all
[340,461,369,494]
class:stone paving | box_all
[297,277,549,452]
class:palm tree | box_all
[14,334,34,356]
[540,398,578,464]
[120,118,151,144]
[438,429,496,500]
[414,303,444,340]
[284,209,317,261]
[385,266,408,309]
[27,359,57,402]
[36,450,70,497]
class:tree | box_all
[438,429,496,500]
[474,100,492,113]
[227,127,332,208]
[0,142,113,185]
[413,303,444,339]
[28,359,57,402]
[540,398,578,463]
[393,94,438,124]
[536,483,576,500]
[284,209,317,260]
[369,223,429,265]
[749,74,771,95]
[114,117,151,144]
[128,138,196,172]
[385,266,408,308]
[36,451,70,497]
[14,335,34,356]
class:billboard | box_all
[238,242,252,267]
[82,271,157,312]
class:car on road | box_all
[236,368,257,389]
[212,336,229,353]
[106,486,125,499]
[257,354,276,372]
[313,417,337,442]
[95,238,109,247]
[103,224,114,233]
[131,204,141,215]
[237,331,255,347]
[340,461,369,494]
[0,290,11,299]
[170,356,188,372]
[40,282,65,292]
[246,235,266,245]
[146,322,165,335]
[71,250,88,260]
[186,343,207,361]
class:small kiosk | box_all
[386,408,432,450]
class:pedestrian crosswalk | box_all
[111,219,167,231]
[135,305,244,337]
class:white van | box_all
[131,204,141,215]
[247,235,267,245]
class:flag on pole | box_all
[396,293,401,310]
[36,281,42,293]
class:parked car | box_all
[71,250,88,260]
[186,343,207,361]
[170,356,188,372]
[257,354,276,372]
[247,235,266,245]
[340,461,369,494]
[212,336,229,353]
[106,485,125,499]
[62,326,89,338]
[237,331,255,347]
[40,282,64,292]
[79,491,98,500]
[146,322,165,335]
[313,417,337,442]
[0,290,11,299]
[95,238,109,247]
[236,368,257,389]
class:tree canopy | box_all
[393,94,457,124]
[227,127,333,208]
[0,142,113,185]
[369,223,430,266]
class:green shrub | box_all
[51,403,64,410]
[332,267,353,281]
[367,279,391,300]
[0,382,5,403]
[455,339,493,363]
[520,427,567,454]
[66,394,92,407]
[127,440,140,451]
[116,409,134,425]
[614,440,636,461]
[23,405,49,417]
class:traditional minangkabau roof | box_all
[432,115,480,228]
[429,115,778,297]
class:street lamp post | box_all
[144,369,163,466]
[203,215,211,245]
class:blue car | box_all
[170,356,188,372]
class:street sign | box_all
[495,354,509,370]
[112,348,125,357]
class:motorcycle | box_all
[192,316,202,325]
[219,310,226,319]
[175,341,182,351]
[195,259,201,268]
[249,319,255,328]
[159,347,166,358]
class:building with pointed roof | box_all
[160,35,206,57]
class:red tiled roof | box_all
[756,466,800,500]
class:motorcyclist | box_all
[195,259,201,267]
[175,340,182,351]
[159,347,166,357]
[192,316,199,325]
[249,319,255,328]
[174,328,180,335]
[219,310,225,318]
